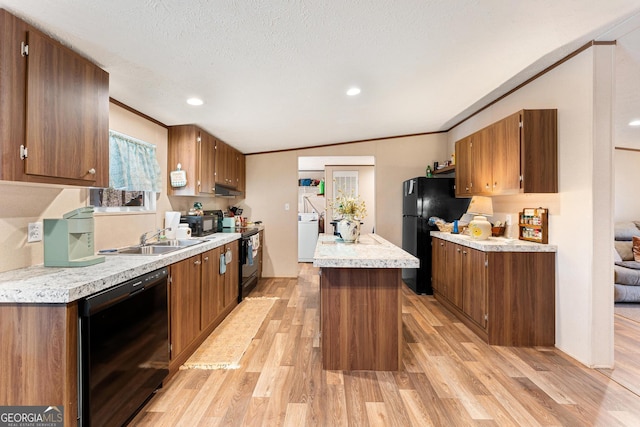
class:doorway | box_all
[598,24,640,397]
[297,156,375,262]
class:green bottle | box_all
[426,165,433,178]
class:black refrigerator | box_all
[402,177,470,295]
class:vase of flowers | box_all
[331,190,367,243]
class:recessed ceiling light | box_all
[346,87,361,96]
[629,119,640,127]
[187,97,204,106]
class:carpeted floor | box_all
[615,302,640,323]
[181,296,277,370]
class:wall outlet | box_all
[28,222,43,243]
[284,203,290,211]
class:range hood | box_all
[215,183,242,197]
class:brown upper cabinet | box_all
[167,125,215,196]
[168,124,245,197]
[215,139,245,191]
[455,109,557,197]
[0,9,109,187]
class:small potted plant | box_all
[331,190,367,242]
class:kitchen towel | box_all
[219,253,226,274]
[248,241,253,266]
[251,233,260,259]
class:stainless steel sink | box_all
[117,245,182,255]
[151,239,206,247]
[113,239,206,256]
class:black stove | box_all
[218,226,261,301]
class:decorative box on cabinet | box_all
[0,9,109,187]
[455,109,557,197]
[432,236,555,346]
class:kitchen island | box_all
[313,233,419,371]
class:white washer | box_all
[298,213,319,262]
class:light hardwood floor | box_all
[131,264,640,426]
[598,310,640,398]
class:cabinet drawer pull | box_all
[88,168,96,175]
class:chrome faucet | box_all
[139,227,171,246]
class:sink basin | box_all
[113,239,206,256]
[117,245,181,255]
[152,239,206,247]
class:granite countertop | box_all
[431,231,558,252]
[313,233,420,268]
[0,233,241,304]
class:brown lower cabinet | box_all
[432,237,555,346]
[0,303,78,427]
[0,242,242,426]
[169,240,239,372]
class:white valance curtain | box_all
[109,130,161,192]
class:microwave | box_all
[180,210,222,236]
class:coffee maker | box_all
[44,206,105,267]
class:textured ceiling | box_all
[1,1,640,153]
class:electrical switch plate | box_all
[28,222,43,243]
[284,203,290,211]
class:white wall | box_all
[614,149,640,221]
[447,45,615,367]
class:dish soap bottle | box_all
[426,165,433,178]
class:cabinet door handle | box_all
[494,182,498,187]
[88,168,96,175]
[457,248,461,252]
[204,256,209,262]
[194,260,201,265]
[440,242,444,246]
[462,250,467,254]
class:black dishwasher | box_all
[79,267,169,427]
